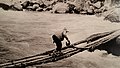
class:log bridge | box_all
[0,29,120,68]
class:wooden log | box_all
[85,30,120,51]
[3,48,82,68]
[71,29,119,46]
[85,29,119,43]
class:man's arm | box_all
[64,35,70,45]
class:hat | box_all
[63,28,69,32]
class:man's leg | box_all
[52,35,63,55]
[56,42,62,52]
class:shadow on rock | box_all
[96,36,120,56]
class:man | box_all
[52,28,71,54]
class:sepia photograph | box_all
[0,0,120,68]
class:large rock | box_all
[74,2,84,14]
[31,0,46,8]
[96,36,120,56]
[87,6,94,14]
[97,6,108,13]
[92,1,103,9]
[32,4,39,11]
[104,8,120,23]
[67,2,76,13]
[106,36,120,56]
[11,2,23,11]
[25,6,33,11]
[0,3,10,10]
[21,0,30,9]
[52,3,69,13]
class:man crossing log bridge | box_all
[1,29,120,68]
[52,28,71,55]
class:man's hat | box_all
[63,28,69,32]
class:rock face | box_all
[106,36,120,56]
[104,8,120,23]
[116,36,120,45]
[96,36,120,56]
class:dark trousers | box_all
[52,35,62,52]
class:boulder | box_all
[26,6,33,11]
[74,6,81,14]
[32,4,39,11]
[44,5,53,11]
[92,1,103,9]
[74,3,84,14]
[52,3,69,13]
[11,2,23,11]
[21,0,30,9]
[0,3,10,10]
[36,7,43,11]
[104,8,120,23]
[87,6,94,14]
[67,2,76,13]
[98,6,108,13]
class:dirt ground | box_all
[0,9,120,68]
